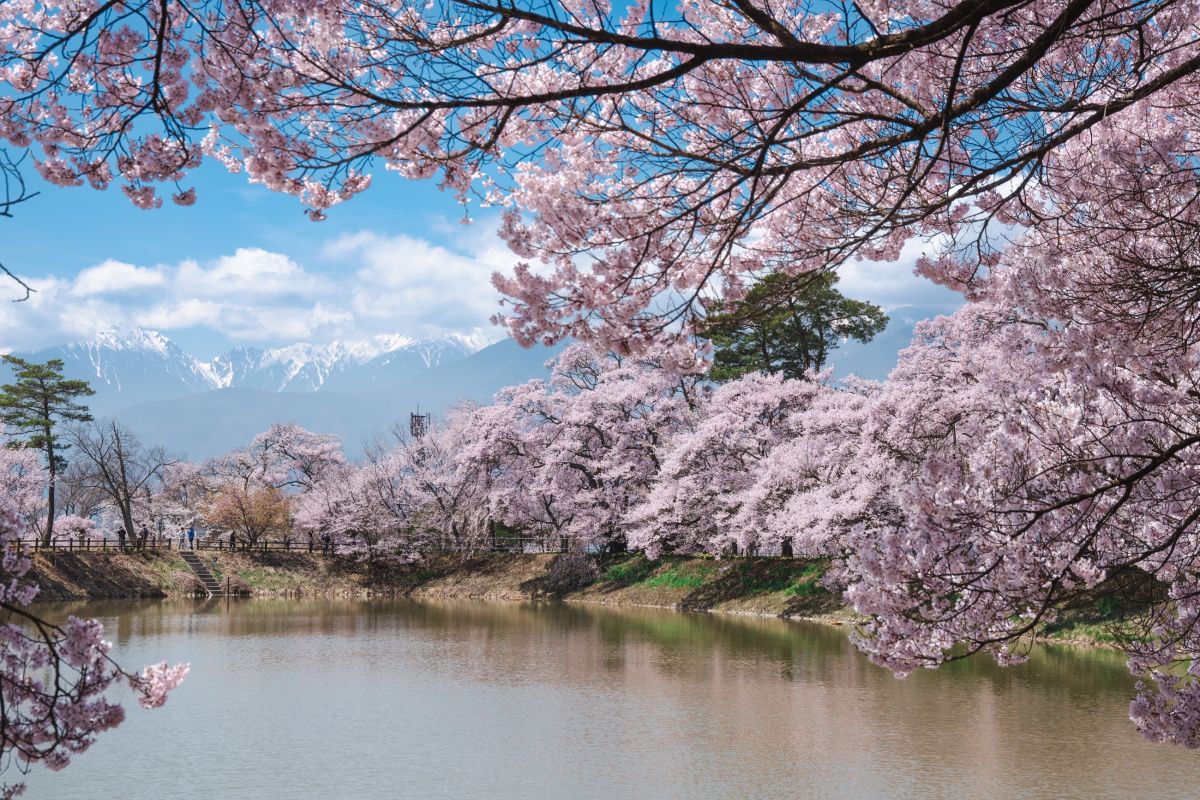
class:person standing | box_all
[187,525,195,550]
[116,526,126,549]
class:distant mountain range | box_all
[6,328,565,458]
[2,305,950,459]
[20,328,489,415]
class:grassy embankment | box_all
[24,548,1143,645]
[24,549,843,619]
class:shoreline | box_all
[23,548,1115,650]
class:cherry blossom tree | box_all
[629,372,871,558]
[295,453,414,559]
[836,216,1200,745]
[0,491,186,797]
[248,424,347,492]
[52,514,97,545]
[391,410,495,553]
[0,0,1198,349]
[0,436,46,537]
[202,484,290,548]
[205,424,344,495]
[201,425,344,545]
[479,345,703,551]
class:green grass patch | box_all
[783,562,828,597]
[600,556,654,585]
[644,565,712,590]
[236,567,300,592]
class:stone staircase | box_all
[179,550,224,596]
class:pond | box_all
[20,598,1200,799]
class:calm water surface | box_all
[19,598,1200,799]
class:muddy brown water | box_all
[19,598,1200,799]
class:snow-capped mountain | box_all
[12,328,490,414]
[116,337,568,459]
[30,328,219,413]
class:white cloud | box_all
[837,236,964,312]
[322,230,514,341]
[0,221,961,355]
[72,260,166,296]
[0,227,515,352]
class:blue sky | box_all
[0,161,962,358]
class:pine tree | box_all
[702,273,889,382]
[0,356,95,545]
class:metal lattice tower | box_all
[410,411,431,438]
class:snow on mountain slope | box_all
[10,327,490,413]
[112,338,569,459]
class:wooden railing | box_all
[14,538,338,554]
[13,536,799,558]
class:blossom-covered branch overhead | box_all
[3,0,1200,346]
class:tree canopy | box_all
[704,273,888,381]
[1,0,1200,753]
[0,0,1196,351]
[0,356,94,544]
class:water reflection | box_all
[24,599,1197,800]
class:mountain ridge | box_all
[2,304,950,458]
[13,327,492,413]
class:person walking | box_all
[116,526,126,549]
[187,525,195,550]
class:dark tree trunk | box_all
[43,439,56,547]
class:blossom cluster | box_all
[0,492,187,795]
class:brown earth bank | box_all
[24,549,846,622]
[24,549,1128,647]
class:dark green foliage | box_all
[703,272,888,381]
[600,555,655,585]
[0,356,95,544]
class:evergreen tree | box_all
[0,356,95,545]
[703,273,889,381]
